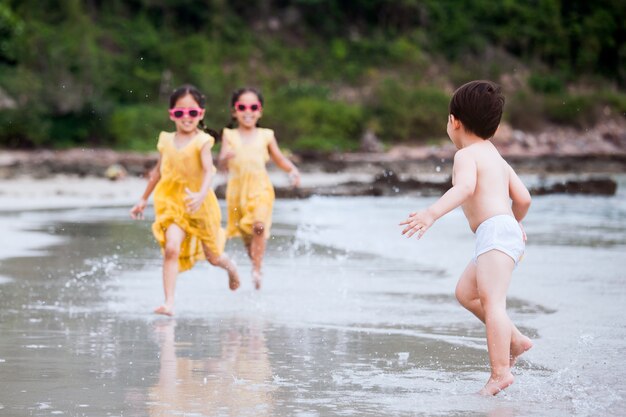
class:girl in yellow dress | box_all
[218,88,300,289]
[130,85,240,316]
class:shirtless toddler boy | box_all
[400,80,533,395]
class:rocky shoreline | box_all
[254,169,618,198]
[1,119,624,199]
[1,146,625,180]
[0,149,621,199]
[1,118,625,177]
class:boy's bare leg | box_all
[204,246,240,291]
[250,222,266,290]
[155,224,186,316]
[455,261,533,367]
[476,250,516,395]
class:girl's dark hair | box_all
[227,87,264,129]
[169,84,205,109]
[449,80,504,139]
[169,84,221,139]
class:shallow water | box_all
[0,177,625,416]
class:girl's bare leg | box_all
[203,245,240,291]
[475,250,516,395]
[243,235,253,259]
[455,261,533,367]
[155,224,186,316]
[250,222,267,290]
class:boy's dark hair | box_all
[449,80,504,139]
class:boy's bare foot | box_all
[510,335,533,367]
[479,372,514,396]
[252,269,262,290]
[154,305,174,316]
[228,267,240,291]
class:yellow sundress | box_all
[152,131,225,272]
[223,128,275,241]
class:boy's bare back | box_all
[455,140,515,232]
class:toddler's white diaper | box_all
[473,215,525,266]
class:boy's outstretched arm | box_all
[508,165,531,222]
[400,151,476,238]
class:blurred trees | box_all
[0,0,624,151]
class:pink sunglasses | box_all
[169,107,203,119]
[234,102,262,112]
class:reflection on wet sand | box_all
[487,407,517,417]
[148,319,274,417]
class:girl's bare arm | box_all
[185,144,215,213]
[217,136,233,172]
[198,143,215,197]
[130,156,162,219]
[268,135,300,186]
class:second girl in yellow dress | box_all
[218,88,300,289]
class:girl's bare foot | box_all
[154,304,174,316]
[228,267,240,291]
[252,269,262,290]
[478,372,514,396]
[510,335,533,367]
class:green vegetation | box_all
[0,0,624,151]
[270,97,364,153]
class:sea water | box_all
[0,177,625,416]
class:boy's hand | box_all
[184,188,206,213]
[130,199,147,220]
[400,210,435,239]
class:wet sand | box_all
[0,176,625,416]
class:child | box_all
[130,84,240,316]
[400,80,533,395]
[217,88,300,290]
